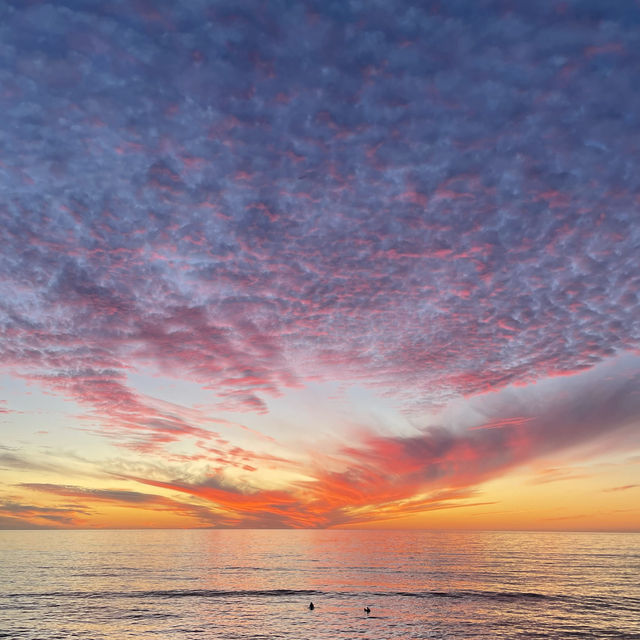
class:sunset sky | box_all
[1,0,639,531]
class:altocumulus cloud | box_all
[0,0,639,451]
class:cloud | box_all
[1,1,639,437]
[122,475,318,528]
[20,369,222,452]
[0,451,32,471]
[528,466,589,485]
[120,358,640,527]
[0,447,81,475]
[0,499,89,527]
[5,355,639,528]
[18,482,232,527]
[0,515,52,530]
[1,1,639,531]
[326,360,640,498]
[602,484,639,493]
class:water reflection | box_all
[1,529,638,639]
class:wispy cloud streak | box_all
[117,361,640,527]
[17,483,232,527]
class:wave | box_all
[5,587,640,611]
[390,589,548,600]
[5,588,321,600]
[0,588,553,602]
[135,588,321,599]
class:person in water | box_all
[364,606,371,614]
[308,602,314,610]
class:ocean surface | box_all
[0,529,638,639]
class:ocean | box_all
[1,529,638,639]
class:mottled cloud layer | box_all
[1,1,639,525]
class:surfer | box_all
[364,606,371,614]
[309,601,315,610]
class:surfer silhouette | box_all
[364,606,371,614]
[309,601,314,610]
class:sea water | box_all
[1,529,638,639]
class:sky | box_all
[1,0,639,531]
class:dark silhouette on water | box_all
[308,602,314,610]
[364,606,371,614]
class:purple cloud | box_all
[0,0,639,447]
